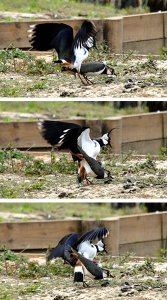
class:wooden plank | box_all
[123,39,164,55]
[120,240,162,256]
[0,22,31,49]
[119,213,162,244]
[122,139,163,154]
[122,113,163,143]
[101,217,120,256]
[102,117,122,154]
[0,220,81,250]
[163,112,167,143]
[0,122,47,148]
[162,212,167,245]
[103,17,123,53]
[123,12,164,43]
[85,119,102,138]
[0,119,86,149]
[164,12,167,38]
[0,19,103,49]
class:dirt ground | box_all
[0,54,167,98]
[1,255,167,300]
[0,152,167,199]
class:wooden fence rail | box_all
[0,111,167,154]
[0,211,167,256]
[0,12,166,54]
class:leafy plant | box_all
[0,249,20,261]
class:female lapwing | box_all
[77,144,111,184]
[70,248,110,287]
[47,227,110,286]
[61,61,115,84]
[29,20,97,80]
[38,120,112,183]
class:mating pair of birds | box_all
[38,120,113,184]
[47,227,110,286]
[29,20,114,84]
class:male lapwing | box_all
[47,227,109,286]
[61,61,115,84]
[38,120,112,183]
[29,20,97,79]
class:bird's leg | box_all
[76,73,88,85]
[71,152,83,160]
[85,176,93,185]
[83,281,89,288]
[77,164,85,184]
[83,75,94,85]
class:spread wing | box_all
[38,120,90,156]
[29,23,73,61]
[76,227,109,246]
[47,233,79,265]
[73,20,97,50]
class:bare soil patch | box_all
[0,52,166,98]
[1,255,167,300]
[0,152,167,199]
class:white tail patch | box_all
[74,265,84,282]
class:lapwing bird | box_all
[47,227,109,286]
[77,144,111,184]
[38,120,112,183]
[61,61,115,84]
[29,20,97,79]
[47,227,109,263]
[70,248,110,287]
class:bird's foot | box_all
[83,75,95,85]
[86,178,93,185]
[76,73,89,85]
[83,281,89,288]
[101,280,110,287]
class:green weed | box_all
[27,59,56,75]
[158,147,167,160]
[0,249,20,261]
[19,283,40,295]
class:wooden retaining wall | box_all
[1,211,167,256]
[0,12,166,54]
[0,111,167,154]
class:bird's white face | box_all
[96,240,104,252]
[101,133,109,145]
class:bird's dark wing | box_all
[29,23,73,61]
[73,20,97,50]
[47,233,79,264]
[39,120,90,155]
[76,227,109,246]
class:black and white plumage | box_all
[47,227,109,263]
[29,20,97,73]
[61,62,115,84]
[71,248,110,286]
[39,120,111,159]
[77,144,111,182]
[47,227,109,286]
[38,120,112,183]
